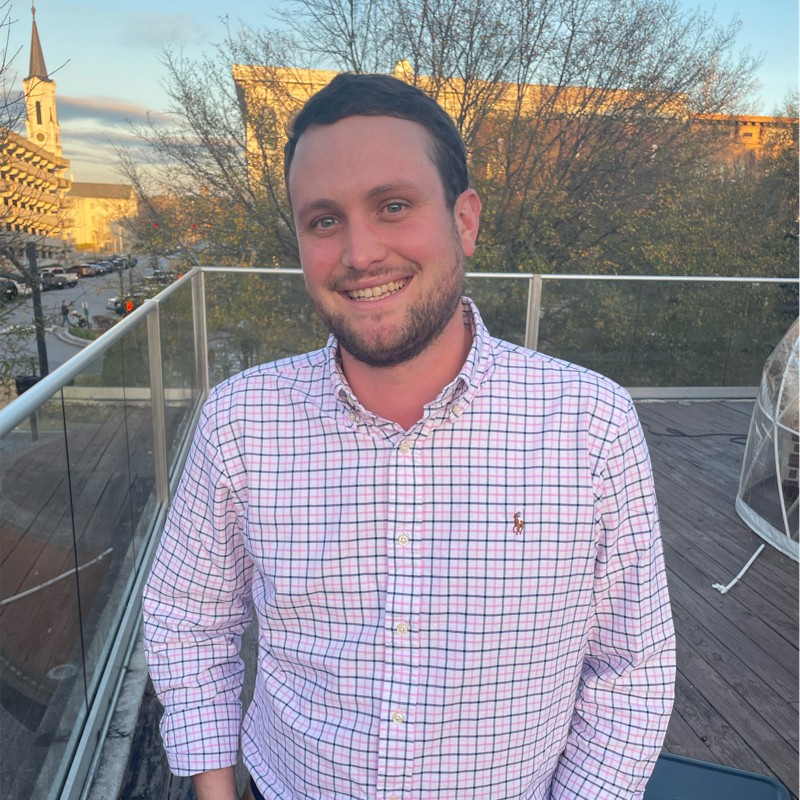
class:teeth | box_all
[348,279,406,301]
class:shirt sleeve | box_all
[142,398,253,776]
[549,398,676,799]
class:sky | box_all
[3,0,798,184]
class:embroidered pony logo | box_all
[513,511,525,535]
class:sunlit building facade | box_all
[67,183,137,253]
[0,8,138,271]
[232,62,798,176]
[0,8,72,265]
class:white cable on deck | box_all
[712,543,766,594]
[0,547,114,606]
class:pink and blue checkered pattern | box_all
[143,299,675,799]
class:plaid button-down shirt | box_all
[143,299,675,799]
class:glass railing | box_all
[0,272,204,800]
[530,276,797,388]
[0,268,796,799]
[203,269,797,392]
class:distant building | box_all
[67,182,137,252]
[697,113,798,153]
[0,8,137,269]
[232,62,798,178]
[0,7,71,265]
[694,113,798,177]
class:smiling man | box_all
[143,73,675,800]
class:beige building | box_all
[67,182,137,252]
[0,8,71,264]
[232,62,797,176]
[0,8,138,267]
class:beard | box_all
[311,239,466,369]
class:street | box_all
[0,262,150,377]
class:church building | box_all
[0,5,72,265]
[0,7,136,269]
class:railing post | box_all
[525,274,543,351]
[192,269,210,398]
[147,305,169,506]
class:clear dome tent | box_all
[736,318,799,563]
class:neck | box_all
[340,310,472,430]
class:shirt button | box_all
[348,411,357,421]
[391,711,405,724]
[397,533,410,546]
[452,403,463,415]
[398,440,411,454]
[395,622,409,635]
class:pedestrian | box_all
[143,73,675,800]
[60,299,69,327]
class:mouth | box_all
[346,279,408,301]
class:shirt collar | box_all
[326,297,493,427]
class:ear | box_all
[453,189,482,257]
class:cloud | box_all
[62,127,171,183]
[118,13,213,51]
[53,96,177,182]
[58,95,175,128]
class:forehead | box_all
[287,115,441,201]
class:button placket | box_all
[377,435,420,795]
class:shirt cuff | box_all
[161,700,242,776]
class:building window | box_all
[35,101,42,125]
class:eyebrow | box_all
[294,198,340,222]
[295,182,422,222]
[365,182,418,200]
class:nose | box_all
[341,216,388,271]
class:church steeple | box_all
[23,4,62,156]
[27,4,50,80]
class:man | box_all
[143,73,675,800]
[61,299,70,327]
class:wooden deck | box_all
[642,400,798,796]
[120,400,799,799]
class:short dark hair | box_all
[284,72,469,208]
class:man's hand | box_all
[192,766,238,800]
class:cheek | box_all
[299,240,337,287]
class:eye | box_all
[383,201,407,215]
[312,215,337,230]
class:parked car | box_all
[113,292,146,315]
[0,276,32,297]
[1,279,18,301]
[95,260,113,273]
[89,262,110,275]
[39,266,78,290]
[67,263,95,278]
[147,269,177,285]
